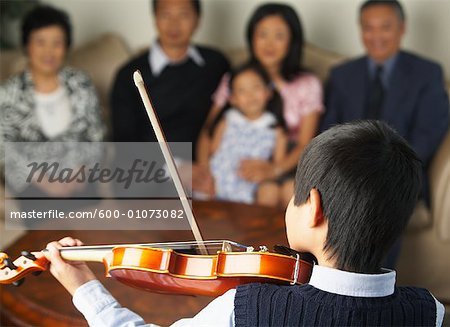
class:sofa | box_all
[1,33,449,307]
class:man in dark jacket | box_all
[321,0,449,268]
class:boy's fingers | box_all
[46,244,65,265]
[46,241,62,250]
[45,238,84,267]
[74,239,84,246]
[59,237,77,247]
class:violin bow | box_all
[133,70,207,254]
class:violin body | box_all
[107,246,313,296]
[1,241,314,296]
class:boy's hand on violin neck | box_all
[45,237,96,296]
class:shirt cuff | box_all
[72,279,118,321]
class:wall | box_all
[39,0,450,79]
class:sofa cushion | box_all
[68,33,131,117]
[223,48,249,68]
[303,43,346,82]
[0,50,26,82]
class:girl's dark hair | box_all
[22,5,72,48]
[294,120,421,273]
[209,62,286,137]
[246,3,305,81]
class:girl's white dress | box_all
[210,108,277,203]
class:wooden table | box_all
[0,201,286,326]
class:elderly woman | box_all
[0,5,103,143]
[0,5,104,202]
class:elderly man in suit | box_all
[321,0,449,268]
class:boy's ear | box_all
[308,188,324,228]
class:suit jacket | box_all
[321,51,449,203]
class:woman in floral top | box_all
[0,5,104,201]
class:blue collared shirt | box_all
[367,53,399,88]
[72,265,445,326]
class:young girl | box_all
[198,3,324,207]
[207,63,287,205]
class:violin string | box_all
[58,240,249,253]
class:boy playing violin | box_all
[46,120,445,326]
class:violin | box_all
[0,240,315,296]
[0,71,316,296]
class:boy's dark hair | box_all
[22,5,72,48]
[360,0,405,22]
[152,0,201,16]
[246,3,306,82]
[209,62,286,136]
[294,120,421,273]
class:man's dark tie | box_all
[367,65,384,119]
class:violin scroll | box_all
[0,251,48,286]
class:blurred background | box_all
[1,0,449,79]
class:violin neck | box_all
[58,246,111,263]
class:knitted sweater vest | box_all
[234,283,436,326]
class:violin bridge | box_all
[221,241,233,252]
[220,241,254,253]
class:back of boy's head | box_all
[294,120,421,273]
